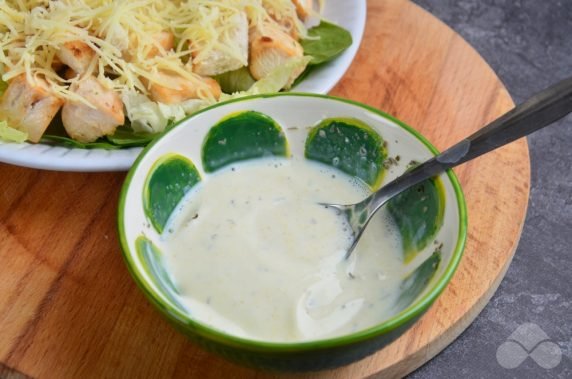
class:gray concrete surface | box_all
[407,1,571,378]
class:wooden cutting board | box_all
[0,1,530,378]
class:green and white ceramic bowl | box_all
[117,94,467,371]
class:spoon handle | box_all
[372,76,572,205]
[440,75,572,166]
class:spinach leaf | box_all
[301,21,353,65]
[40,134,123,150]
[106,127,159,147]
[41,127,158,150]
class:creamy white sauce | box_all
[161,158,404,342]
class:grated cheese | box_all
[0,0,321,130]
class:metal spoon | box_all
[324,76,572,259]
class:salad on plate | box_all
[0,0,352,149]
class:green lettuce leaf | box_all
[0,120,27,143]
[220,56,312,102]
[122,90,209,134]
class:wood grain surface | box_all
[0,1,530,378]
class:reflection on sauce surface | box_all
[161,158,403,342]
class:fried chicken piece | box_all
[147,71,221,104]
[123,31,175,62]
[0,75,63,143]
[147,31,175,58]
[61,76,124,143]
[56,41,96,75]
[249,23,305,86]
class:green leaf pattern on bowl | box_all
[387,177,445,263]
[304,118,388,188]
[395,251,441,311]
[201,110,289,172]
[135,235,185,311]
[143,154,201,234]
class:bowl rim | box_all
[117,92,468,352]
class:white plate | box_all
[0,0,367,172]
